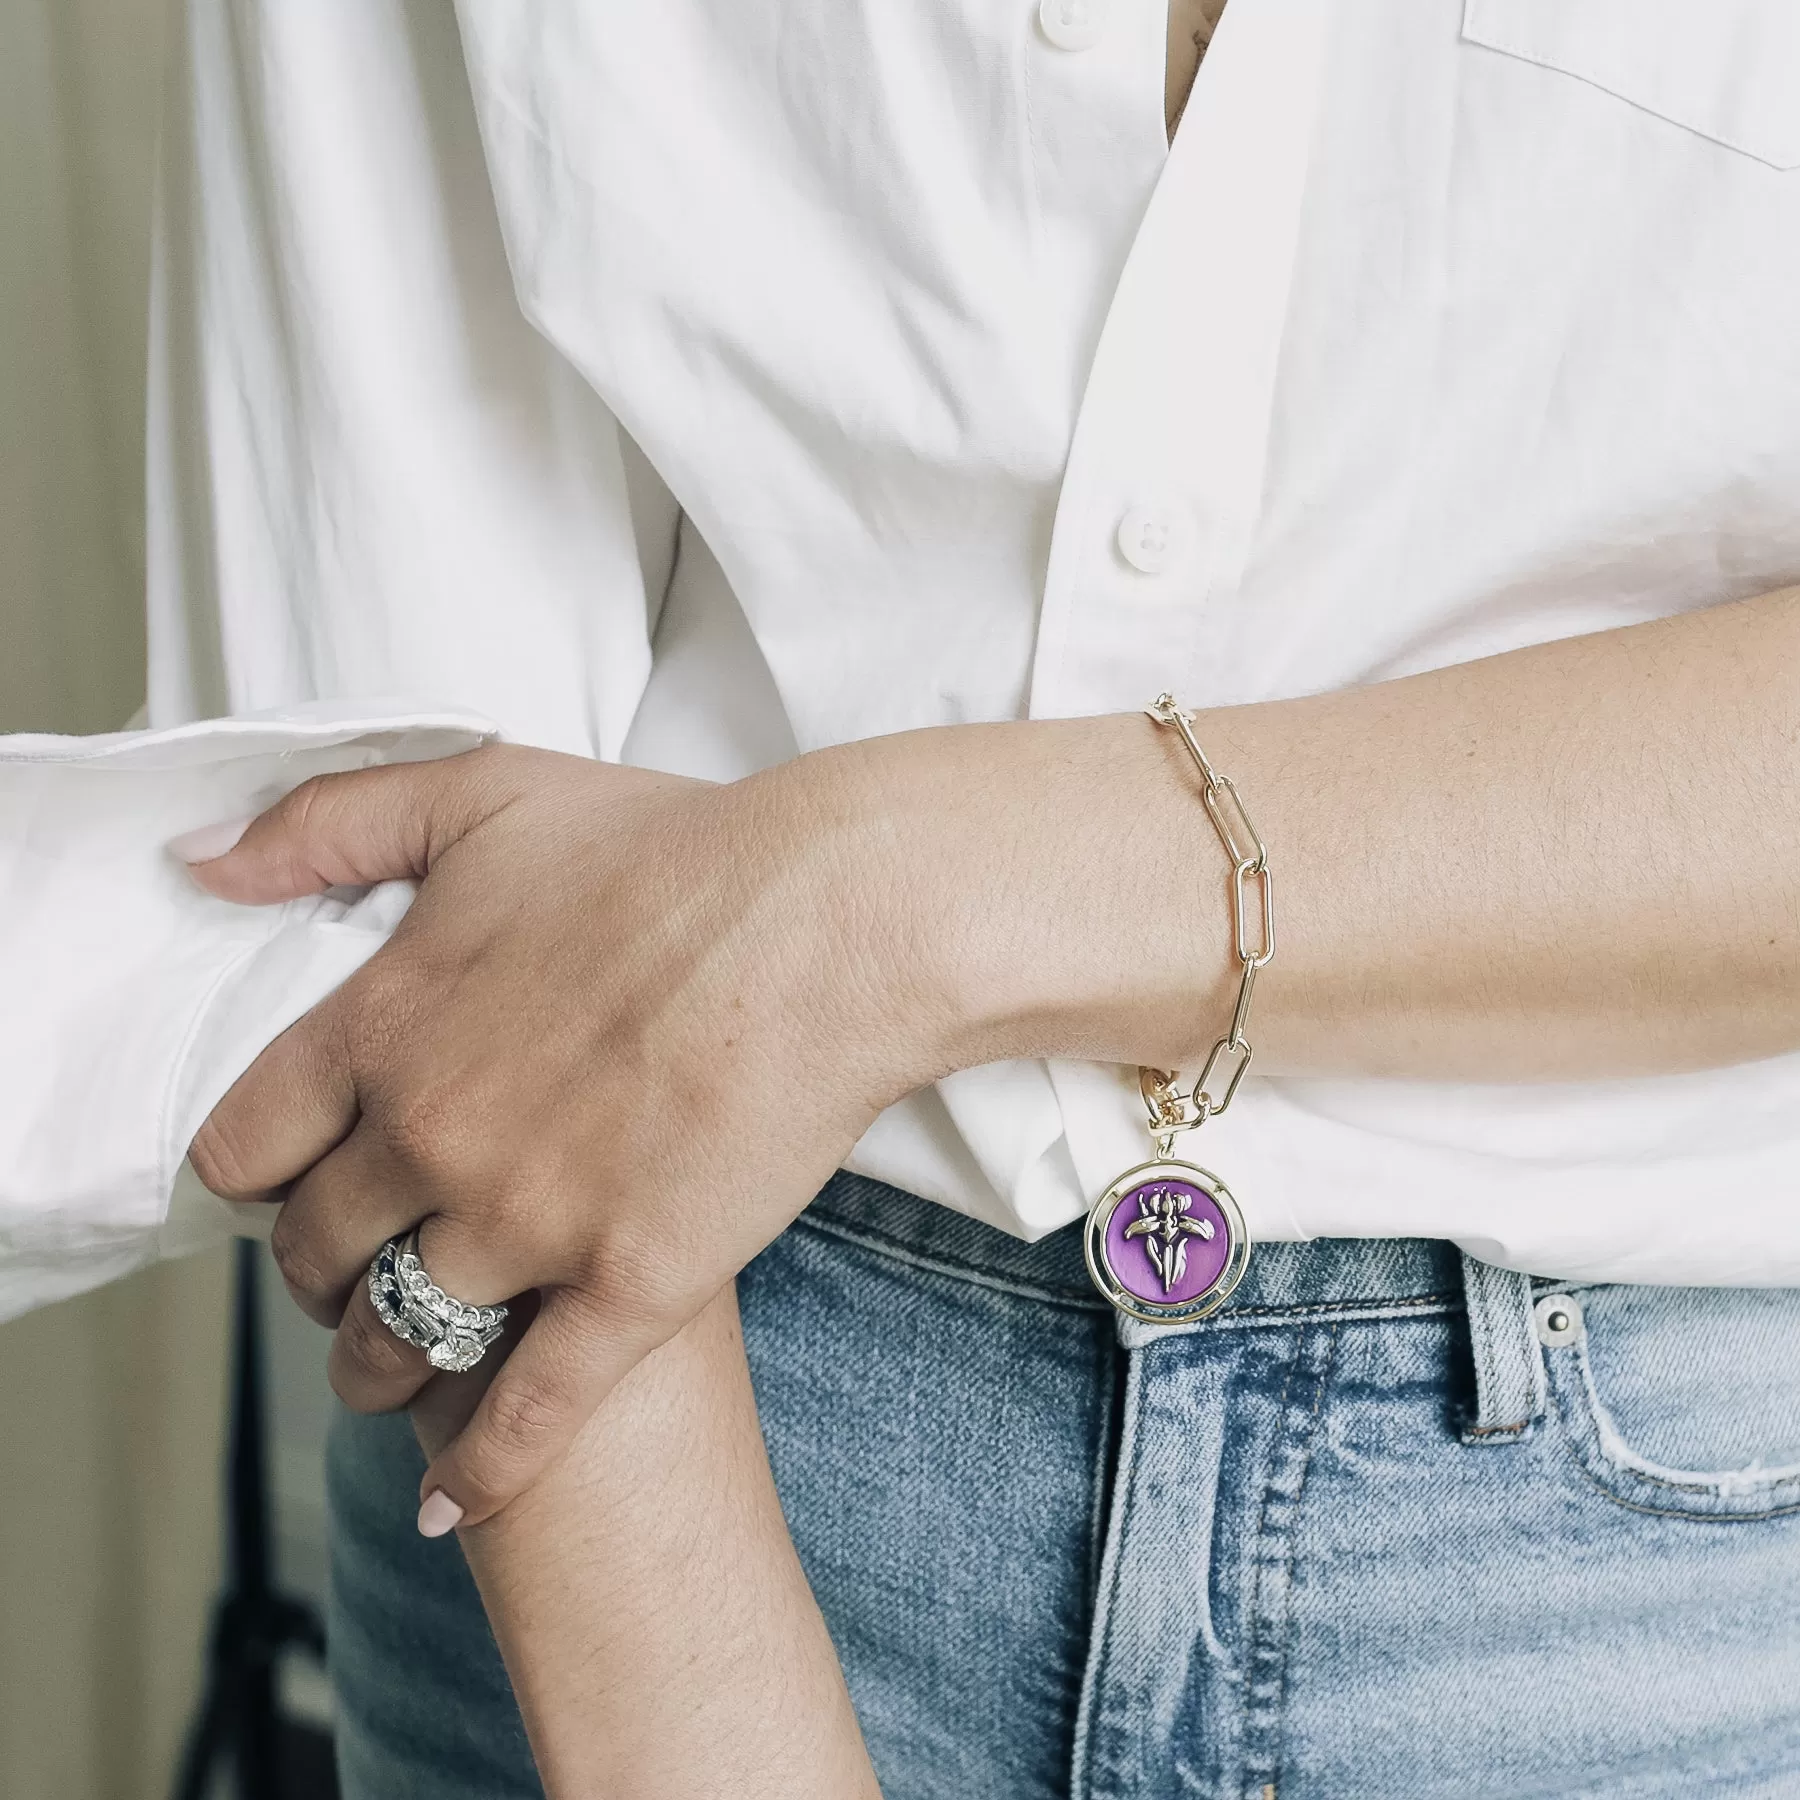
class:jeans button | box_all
[1534,1293,1584,1347]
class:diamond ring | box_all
[367,1229,509,1374]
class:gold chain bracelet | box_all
[1081,694,1273,1326]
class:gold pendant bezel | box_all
[1084,1157,1251,1326]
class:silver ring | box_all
[367,1229,509,1373]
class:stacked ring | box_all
[367,1229,509,1373]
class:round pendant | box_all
[1083,1158,1250,1326]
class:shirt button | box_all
[1038,0,1110,51]
[1115,504,1188,576]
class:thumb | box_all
[171,746,505,905]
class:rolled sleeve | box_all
[0,705,491,1322]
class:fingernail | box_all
[417,1490,465,1538]
[167,815,256,864]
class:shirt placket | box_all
[1030,0,1334,1241]
[1029,0,1334,726]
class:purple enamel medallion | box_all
[1102,1178,1233,1307]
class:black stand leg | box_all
[172,1241,328,1800]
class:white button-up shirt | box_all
[6,0,1800,1318]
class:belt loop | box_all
[1458,1251,1544,1445]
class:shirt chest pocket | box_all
[1461,0,1800,170]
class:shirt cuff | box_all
[0,703,494,1323]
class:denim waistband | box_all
[801,1170,1466,1320]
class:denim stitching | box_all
[1558,1448,1800,1525]
[1239,1321,1340,1796]
[1221,1292,1457,1323]
[1071,1348,1147,1800]
[1083,1344,1123,1616]
[1235,1327,1304,1788]
[1543,1346,1800,1523]
[1573,1336,1800,1494]
[792,1211,1108,1312]
[795,1211,1461,1322]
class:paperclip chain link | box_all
[1139,694,1275,1156]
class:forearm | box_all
[808,585,1800,1085]
[192,586,1800,1539]
[412,1290,880,1800]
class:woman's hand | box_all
[185,742,951,1528]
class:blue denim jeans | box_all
[328,1173,1800,1799]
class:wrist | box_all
[774,716,1244,1087]
[749,736,979,1099]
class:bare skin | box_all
[1166,0,1231,137]
[186,583,1800,1535]
[410,1290,881,1800]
